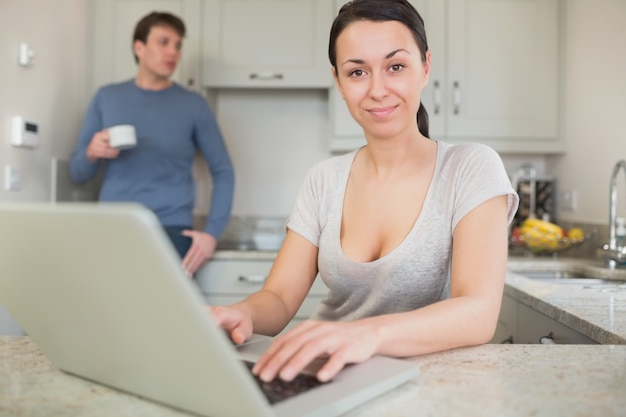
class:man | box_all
[69,12,235,276]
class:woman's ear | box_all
[422,50,432,87]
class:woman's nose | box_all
[368,72,389,100]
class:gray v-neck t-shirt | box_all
[286,141,519,321]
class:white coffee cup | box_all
[108,124,137,150]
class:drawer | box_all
[205,295,323,320]
[517,302,597,344]
[196,260,328,296]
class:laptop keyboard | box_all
[243,361,326,404]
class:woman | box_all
[212,0,519,383]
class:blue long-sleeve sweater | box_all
[69,80,235,239]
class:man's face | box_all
[134,25,182,80]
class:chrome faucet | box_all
[599,159,626,268]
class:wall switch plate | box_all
[561,189,577,212]
[4,165,21,191]
[18,42,34,67]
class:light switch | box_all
[18,43,34,67]
[4,165,21,191]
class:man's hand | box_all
[86,129,120,163]
[181,230,217,276]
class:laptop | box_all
[0,202,418,417]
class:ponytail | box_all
[417,102,430,138]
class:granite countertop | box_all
[4,255,625,416]
[506,256,626,344]
[1,337,625,417]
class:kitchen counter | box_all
[212,249,277,261]
[3,256,626,416]
[1,337,625,417]
[506,256,626,344]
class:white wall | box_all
[214,89,331,217]
[548,0,626,224]
[0,0,89,202]
[0,0,90,334]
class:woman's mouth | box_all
[367,106,397,118]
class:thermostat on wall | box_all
[11,116,39,148]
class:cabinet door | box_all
[490,293,517,344]
[202,0,334,88]
[90,0,202,92]
[446,0,559,141]
[517,302,597,344]
[329,0,443,151]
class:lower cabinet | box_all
[491,294,517,344]
[516,303,597,345]
[490,294,597,345]
[196,258,328,332]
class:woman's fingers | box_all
[210,305,251,344]
[254,320,377,383]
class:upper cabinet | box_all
[202,0,334,88]
[90,0,203,93]
[330,0,563,154]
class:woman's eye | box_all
[348,69,365,78]
[389,64,405,73]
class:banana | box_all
[519,218,564,250]
[521,218,564,238]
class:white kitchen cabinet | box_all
[196,258,328,330]
[516,302,597,344]
[490,293,517,344]
[330,0,563,154]
[491,295,597,345]
[90,0,202,93]
[202,0,334,88]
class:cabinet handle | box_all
[452,81,461,115]
[500,336,514,344]
[433,80,441,115]
[539,332,556,344]
[238,274,267,284]
[249,73,284,81]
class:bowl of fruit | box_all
[510,218,589,254]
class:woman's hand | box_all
[252,319,381,383]
[210,305,253,345]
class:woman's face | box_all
[333,20,430,140]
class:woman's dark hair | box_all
[329,0,430,138]
[132,12,186,63]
